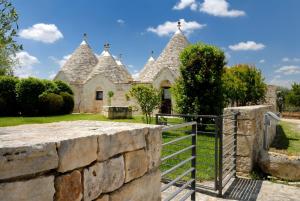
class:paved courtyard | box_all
[162,178,300,201]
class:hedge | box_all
[0,76,19,116]
[0,76,74,116]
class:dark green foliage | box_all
[54,80,73,95]
[0,0,22,76]
[42,79,58,93]
[60,92,74,114]
[172,43,225,115]
[16,77,45,116]
[38,92,63,116]
[129,84,161,124]
[286,83,300,107]
[222,64,267,106]
[0,76,18,115]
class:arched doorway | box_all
[160,80,172,114]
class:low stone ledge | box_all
[124,149,148,183]
[259,151,300,181]
[0,176,55,201]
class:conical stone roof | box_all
[86,45,128,83]
[58,40,98,84]
[138,56,155,82]
[115,59,133,82]
[140,30,189,82]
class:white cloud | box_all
[173,0,198,11]
[275,65,300,75]
[259,59,265,63]
[147,19,206,37]
[50,54,72,67]
[229,41,265,51]
[225,52,231,60]
[12,51,40,78]
[117,19,125,25]
[200,0,245,17]
[48,71,56,79]
[269,76,293,88]
[281,57,300,62]
[19,23,63,43]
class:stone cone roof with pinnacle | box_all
[138,56,155,81]
[115,59,133,82]
[86,45,128,83]
[139,29,189,82]
[58,39,98,84]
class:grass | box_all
[161,125,216,182]
[0,114,150,127]
[270,121,300,155]
[0,114,216,182]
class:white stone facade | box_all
[54,30,189,113]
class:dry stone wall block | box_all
[110,169,161,201]
[57,135,98,172]
[97,129,147,161]
[83,162,104,201]
[0,176,55,201]
[54,170,82,201]
[0,143,58,180]
[236,156,253,173]
[95,194,109,201]
[146,128,162,170]
[124,149,148,183]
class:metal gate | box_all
[157,112,239,200]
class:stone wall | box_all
[224,105,276,175]
[0,121,162,201]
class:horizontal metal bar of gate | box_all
[161,168,195,192]
[162,121,197,131]
[163,179,195,201]
[162,145,195,162]
[162,156,196,177]
[162,134,195,146]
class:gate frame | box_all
[157,112,239,198]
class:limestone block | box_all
[236,135,255,157]
[236,156,253,173]
[83,156,125,201]
[145,128,162,170]
[236,120,256,136]
[0,176,55,201]
[110,169,161,201]
[259,151,300,181]
[102,156,125,193]
[0,143,58,180]
[57,135,98,172]
[95,194,109,201]
[124,149,148,183]
[55,170,82,201]
[98,128,147,161]
[83,162,104,201]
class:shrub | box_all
[16,77,45,116]
[42,79,58,93]
[286,83,300,107]
[173,43,225,116]
[38,92,64,115]
[0,76,18,116]
[129,84,160,124]
[60,92,74,114]
[54,80,73,95]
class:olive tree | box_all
[129,84,160,124]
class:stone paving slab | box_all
[162,178,300,201]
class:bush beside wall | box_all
[0,76,74,116]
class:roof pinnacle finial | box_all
[104,43,110,51]
[83,33,87,41]
[151,50,154,57]
[119,53,122,60]
[177,21,181,30]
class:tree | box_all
[222,64,267,106]
[172,43,225,116]
[0,75,18,115]
[107,91,114,106]
[0,0,22,76]
[129,84,160,124]
[287,83,300,107]
[276,87,290,112]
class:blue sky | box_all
[13,0,300,88]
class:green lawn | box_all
[0,114,215,182]
[0,114,148,127]
[270,121,300,155]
